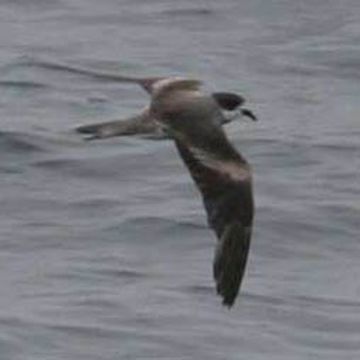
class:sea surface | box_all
[0,0,359,359]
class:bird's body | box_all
[76,75,256,307]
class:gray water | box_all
[0,0,359,359]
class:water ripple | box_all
[0,131,46,153]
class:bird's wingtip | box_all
[213,222,252,308]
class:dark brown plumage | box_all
[76,74,256,307]
[150,78,255,307]
[75,76,255,140]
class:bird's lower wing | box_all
[174,139,254,307]
[213,221,252,307]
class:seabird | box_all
[75,76,256,140]
[145,77,256,307]
[78,75,256,307]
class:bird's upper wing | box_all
[174,137,254,307]
[20,58,167,94]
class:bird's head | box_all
[212,92,257,124]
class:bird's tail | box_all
[76,120,134,140]
[75,110,152,140]
[213,222,251,307]
[75,121,112,140]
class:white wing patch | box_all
[152,77,202,97]
[152,77,184,93]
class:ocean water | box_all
[0,0,359,359]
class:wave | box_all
[0,80,48,89]
[0,130,46,153]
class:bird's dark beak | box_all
[241,108,258,121]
